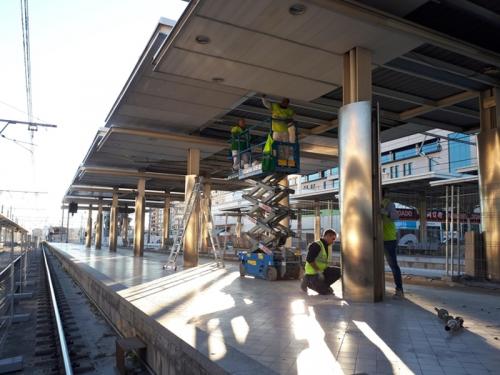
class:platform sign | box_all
[426,210,480,223]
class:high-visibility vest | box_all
[305,240,330,275]
[382,198,397,241]
[230,126,249,151]
[271,103,294,133]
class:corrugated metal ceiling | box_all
[414,44,500,72]
[372,68,463,99]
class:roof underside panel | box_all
[196,0,422,64]
[372,68,463,100]
[69,0,500,198]
[154,0,421,102]
[414,44,500,73]
[419,110,479,129]
[405,1,500,54]
[373,95,416,113]
[457,98,480,112]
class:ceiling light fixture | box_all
[289,3,306,15]
[195,35,210,44]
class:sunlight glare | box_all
[291,301,345,375]
[207,318,227,361]
[353,320,414,374]
[230,316,250,344]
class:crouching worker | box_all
[301,229,341,295]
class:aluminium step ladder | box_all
[200,194,225,268]
[163,178,225,271]
[163,180,203,270]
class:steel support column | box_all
[478,88,500,281]
[66,209,70,243]
[279,177,291,247]
[109,190,118,252]
[418,194,427,244]
[184,148,200,267]
[314,201,321,241]
[339,47,384,302]
[122,208,129,247]
[328,200,333,229]
[236,215,242,238]
[133,178,146,257]
[297,209,303,248]
[201,182,211,252]
[161,193,171,249]
[60,207,65,242]
[85,205,92,248]
[95,199,103,249]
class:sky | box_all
[0,0,187,231]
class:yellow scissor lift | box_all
[229,125,302,281]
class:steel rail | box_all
[42,246,73,375]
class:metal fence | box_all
[0,239,34,352]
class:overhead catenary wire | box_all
[20,0,33,131]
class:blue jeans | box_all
[384,240,403,290]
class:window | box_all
[421,139,441,154]
[331,167,339,176]
[308,172,321,181]
[394,147,416,160]
[381,152,393,164]
[448,133,471,173]
[403,163,412,176]
[428,158,433,172]
[390,165,399,179]
[301,176,307,183]
[333,179,339,190]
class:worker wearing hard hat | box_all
[301,229,341,295]
[261,95,296,143]
[230,118,250,170]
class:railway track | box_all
[0,245,148,374]
[35,245,95,374]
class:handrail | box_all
[42,246,73,375]
[0,254,23,279]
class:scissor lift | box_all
[230,128,302,281]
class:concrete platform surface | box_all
[48,243,500,375]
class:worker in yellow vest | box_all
[262,95,296,160]
[301,229,341,295]
[382,190,404,298]
[230,119,250,170]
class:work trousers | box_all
[304,266,341,295]
[384,240,403,290]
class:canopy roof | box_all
[0,214,28,233]
[66,0,499,204]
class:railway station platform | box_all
[45,242,500,375]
